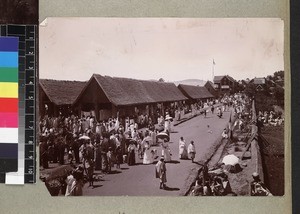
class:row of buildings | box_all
[40,74,216,120]
[39,74,268,120]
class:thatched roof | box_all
[205,81,215,88]
[213,75,236,84]
[80,74,188,106]
[178,84,214,100]
[213,76,224,83]
[39,79,87,105]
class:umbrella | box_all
[79,135,90,140]
[156,132,170,141]
[222,154,239,166]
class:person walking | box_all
[143,142,154,165]
[155,156,167,189]
[161,139,171,162]
[94,142,102,170]
[84,157,94,187]
[179,137,188,159]
[115,145,123,169]
[217,107,223,118]
[127,141,136,166]
[188,141,196,163]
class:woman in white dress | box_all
[179,137,188,159]
[161,139,171,162]
[150,130,157,146]
[143,142,154,164]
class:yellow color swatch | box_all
[0,82,18,98]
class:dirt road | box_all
[83,109,231,196]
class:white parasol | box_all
[156,132,170,141]
[222,154,239,165]
[79,135,90,140]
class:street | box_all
[83,109,232,196]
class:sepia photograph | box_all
[38,18,284,197]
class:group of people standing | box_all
[178,137,196,162]
[42,93,251,195]
[257,110,284,127]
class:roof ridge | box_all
[40,78,86,83]
[92,73,174,84]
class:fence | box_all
[250,100,264,182]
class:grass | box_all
[260,124,284,196]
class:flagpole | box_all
[212,59,215,82]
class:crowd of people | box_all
[257,110,284,127]
[39,113,162,170]
[39,100,217,171]
[40,99,218,195]
[189,163,236,196]
[41,92,273,196]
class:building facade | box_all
[213,75,237,96]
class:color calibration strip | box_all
[0,37,19,177]
[0,25,37,184]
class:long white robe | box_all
[143,148,154,164]
[161,142,171,162]
[179,140,188,159]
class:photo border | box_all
[0,1,291,213]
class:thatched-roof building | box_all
[74,74,188,120]
[204,81,218,98]
[213,75,237,96]
[177,84,214,103]
[39,79,87,117]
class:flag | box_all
[213,59,216,65]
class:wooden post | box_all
[95,103,99,122]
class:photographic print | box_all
[38,18,284,197]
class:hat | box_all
[252,172,259,178]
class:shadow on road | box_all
[164,186,180,191]
[121,167,129,170]
[92,184,103,189]
[108,170,122,174]
[133,162,145,166]
[167,160,180,164]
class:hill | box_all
[173,79,206,86]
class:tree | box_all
[273,70,284,81]
[158,78,165,82]
[274,86,284,108]
[244,83,256,98]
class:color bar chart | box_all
[0,37,19,176]
[0,25,37,184]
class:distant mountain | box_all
[173,79,207,86]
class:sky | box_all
[39,18,284,82]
